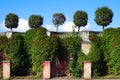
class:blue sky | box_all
[0,0,120,32]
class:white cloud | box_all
[0,19,30,32]
[13,19,30,32]
[44,21,90,32]
[59,21,74,32]
[0,22,9,32]
[44,24,56,31]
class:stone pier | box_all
[43,61,51,79]
[3,61,10,79]
[84,61,91,79]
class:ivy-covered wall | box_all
[0,27,120,78]
[102,28,120,75]
[87,28,120,77]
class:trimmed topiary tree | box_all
[28,15,43,28]
[73,10,88,32]
[94,6,113,30]
[5,13,19,31]
[52,13,66,32]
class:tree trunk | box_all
[56,26,58,32]
[77,27,80,34]
[102,26,104,30]
[78,27,80,32]
[10,28,12,31]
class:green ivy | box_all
[87,33,103,77]
[103,28,120,75]
[5,34,29,76]
[64,33,82,77]
[0,36,8,51]
[24,27,58,77]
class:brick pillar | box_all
[3,61,10,79]
[84,61,91,79]
[43,61,51,79]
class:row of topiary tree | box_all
[4,6,113,32]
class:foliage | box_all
[24,27,58,77]
[57,37,68,61]
[52,13,66,32]
[24,27,47,53]
[24,27,47,75]
[31,36,58,76]
[87,33,103,77]
[28,15,43,28]
[64,33,82,77]
[102,28,120,75]
[0,36,8,52]
[0,36,8,79]
[77,50,86,77]
[109,46,120,75]
[73,10,88,32]
[5,34,29,76]
[5,13,19,30]
[94,6,113,30]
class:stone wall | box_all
[81,41,91,55]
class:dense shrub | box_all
[57,37,68,61]
[0,36,8,52]
[31,37,58,76]
[24,27,47,50]
[64,33,82,77]
[1,27,119,77]
[102,28,120,75]
[0,36,8,79]
[87,33,103,77]
[24,27,47,72]
[0,35,8,63]
[77,50,86,77]
[24,27,58,77]
[5,34,29,76]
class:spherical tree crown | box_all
[29,15,43,28]
[73,10,88,31]
[5,13,19,30]
[95,6,113,30]
[52,13,66,26]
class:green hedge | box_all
[102,28,120,75]
[2,27,120,77]
[0,36,8,79]
[63,33,82,77]
[5,34,29,76]
[24,27,58,77]
[87,28,120,77]
[0,36,8,52]
[87,33,102,77]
